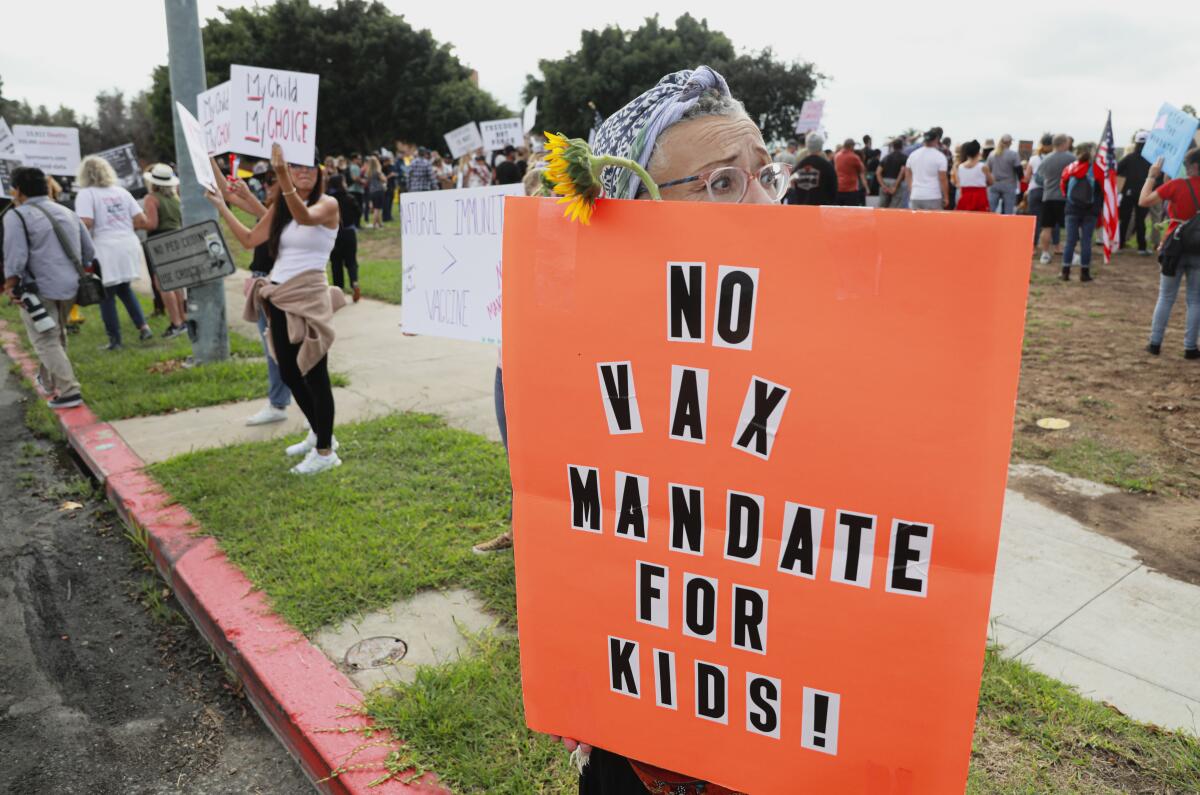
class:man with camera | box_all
[2,167,92,409]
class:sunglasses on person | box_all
[656,162,793,203]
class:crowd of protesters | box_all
[1,109,1197,484]
[773,126,1187,283]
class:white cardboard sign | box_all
[0,117,18,159]
[480,117,523,152]
[522,98,539,134]
[229,64,319,165]
[197,81,232,155]
[794,100,825,134]
[444,121,484,160]
[13,125,80,175]
[175,102,218,193]
[400,183,525,343]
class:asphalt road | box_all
[0,359,313,794]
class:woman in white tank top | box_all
[208,143,345,475]
[953,140,994,212]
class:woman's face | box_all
[648,114,775,205]
[289,164,318,191]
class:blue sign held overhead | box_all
[1142,103,1199,178]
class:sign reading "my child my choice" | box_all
[503,198,1032,794]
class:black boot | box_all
[1147,342,1161,356]
[1061,266,1071,281]
[1080,267,1093,282]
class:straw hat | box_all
[143,163,180,187]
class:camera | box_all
[16,281,57,334]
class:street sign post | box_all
[144,220,236,292]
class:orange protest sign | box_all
[502,197,1032,794]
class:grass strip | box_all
[151,412,1200,794]
[150,412,514,634]
[0,297,269,420]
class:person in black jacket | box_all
[1118,132,1154,255]
[325,174,361,301]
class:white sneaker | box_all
[1038,252,1052,265]
[246,405,288,426]
[291,450,342,475]
[285,431,338,457]
[1072,253,1082,266]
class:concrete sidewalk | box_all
[118,276,499,463]
[122,279,1200,737]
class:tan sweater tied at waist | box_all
[243,270,346,376]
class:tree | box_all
[523,14,822,145]
[149,0,508,156]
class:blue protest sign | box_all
[1142,103,1199,177]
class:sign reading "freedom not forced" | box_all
[503,198,1032,793]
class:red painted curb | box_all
[1,322,446,794]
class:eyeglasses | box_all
[657,162,792,203]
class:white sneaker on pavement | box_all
[1038,252,1052,265]
[291,450,342,475]
[285,431,339,457]
[246,405,288,426]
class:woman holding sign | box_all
[544,65,783,795]
[207,142,346,475]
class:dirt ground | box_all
[1012,247,1200,585]
[0,365,311,794]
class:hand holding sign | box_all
[176,102,219,193]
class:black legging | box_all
[267,302,335,450]
[329,227,358,289]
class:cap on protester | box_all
[1134,130,1148,143]
[418,146,430,156]
[923,128,940,143]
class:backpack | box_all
[1158,178,1200,277]
[1066,166,1097,213]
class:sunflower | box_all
[543,132,603,224]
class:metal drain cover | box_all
[344,636,408,670]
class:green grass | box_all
[364,633,576,793]
[150,412,514,634]
[1012,433,1159,493]
[150,412,1200,794]
[968,647,1200,793]
[329,259,402,304]
[0,296,273,420]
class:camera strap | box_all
[25,200,87,279]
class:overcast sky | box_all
[1,0,1194,148]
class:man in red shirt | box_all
[834,138,867,206]
[1139,149,1200,358]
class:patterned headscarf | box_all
[591,66,731,200]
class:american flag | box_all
[1098,112,1119,263]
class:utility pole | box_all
[164,0,228,364]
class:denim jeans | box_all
[257,306,292,409]
[99,281,146,344]
[1149,255,1200,350]
[1064,214,1097,268]
[988,184,1018,215]
[494,365,508,451]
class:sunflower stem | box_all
[592,155,662,201]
